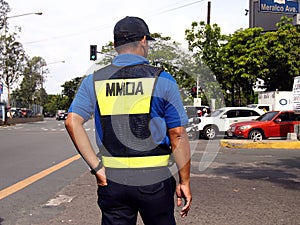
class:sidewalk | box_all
[220,139,300,149]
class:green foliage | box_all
[0,0,10,30]
[259,17,300,91]
[186,17,300,107]
[61,76,84,109]
[44,94,69,115]
[0,29,26,108]
[11,56,48,107]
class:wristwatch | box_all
[90,160,103,175]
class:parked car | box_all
[227,110,300,141]
[247,104,272,112]
[197,107,263,139]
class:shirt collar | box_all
[112,54,149,67]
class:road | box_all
[0,118,90,225]
[0,119,299,225]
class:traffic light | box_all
[90,45,97,61]
[191,86,197,98]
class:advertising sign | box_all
[292,76,300,114]
[260,0,299,14]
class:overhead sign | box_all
[292,76,300,114]
[260,0,299,14]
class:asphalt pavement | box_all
[1,119,299,225]
[26,138,300,225]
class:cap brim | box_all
[146,35,155,41]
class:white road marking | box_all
[44,194,75,206]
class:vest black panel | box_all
[94,64,171,157]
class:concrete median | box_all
[220,139,300,149]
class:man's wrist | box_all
[90,160,103,175]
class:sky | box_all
[3,0,249,99]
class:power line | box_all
[149,0,206,16]
[23,0,206,45]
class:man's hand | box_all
[176,183,192,218]
[95,167,108,186]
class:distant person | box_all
[262,107,268,113]
[202,108,208,117]
[65,16,192,225]
[197,109,202,117]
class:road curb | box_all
[220,139,300,149]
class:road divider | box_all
[220,139,300,149]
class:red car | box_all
[227,111,300,140]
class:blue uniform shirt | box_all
[68,54,188,147]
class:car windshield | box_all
[256,111,278,121]
[247,104,256,108]
[207,109,224,117]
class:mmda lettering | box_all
[106,81,144,96]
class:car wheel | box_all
[189,131,199,140]
[203,126,217,139]
[249,129,263,141]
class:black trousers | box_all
[97,171,176,225]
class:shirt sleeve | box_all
[155,71,188,129]
[68,75,96,122]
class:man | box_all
[65,16,192,225]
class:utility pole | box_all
[207,1,211,25]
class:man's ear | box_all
[141,36,147,44]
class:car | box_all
[227,110,300,141]
[247,103,272,112]
[197,107,263,139]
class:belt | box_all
[102,154,170,169]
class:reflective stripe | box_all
[102,155,170,168]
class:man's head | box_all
[113,16,155,56]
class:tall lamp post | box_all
[1,12,42,118]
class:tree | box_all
[259,17,300,91]
[61,76,84,109]
[11,56,47,107]
[43,94,68,115]
[0,30,26,110]
[185,21,228,107]
[0,1,27,111]
[185,17,300,107]
[0,0,10,30]
[219,27,265,106]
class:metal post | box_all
[207,1,211,25]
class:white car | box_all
[197,107,264,139]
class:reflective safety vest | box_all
[93,64,171,169]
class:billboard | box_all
[260,0,299,14]
[250,0,300,31]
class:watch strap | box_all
[90,160,103,175]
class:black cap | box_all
[114,16,155,47]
